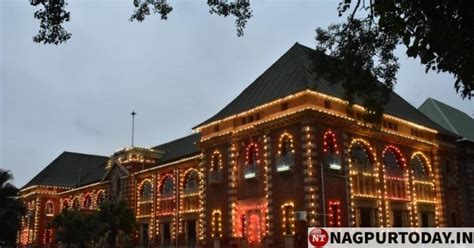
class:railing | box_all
[276,154,294,172]
[243,163,258,179]
[209,169,223,184]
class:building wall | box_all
[18,118,471,248]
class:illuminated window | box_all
[96,191,105,205]
[276,133,294,172]
[411,154,429,176]
[141,181,153,201]
[209,151,223,184]
[83,194,92,209]
[281,202,295,235]
[211,210,222,238]
[243,143,259,179]
[70,197,79,209]
[350,143,371,169]
[328,200,341,227]
[161,176,175,197]
[323,130,341,170]
[62,199,69,210]
[349,140,377,197]
[185,171,199,194]
[45,200,54,216]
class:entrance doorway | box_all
[161,222,171,246]
[141,223,149,246]
[358,207,376,227]
[185,219,197,247]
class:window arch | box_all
[245,143,259,165]
[45,200,54,216]
[281,202,295,236]
[62,199,69,210]
[184,170,199,194]
[383,145,406,170]
[278,133,294,157]
[211,210,223,238]
[411,152,431,176]
[96,190,105,205]
[349,140,375,170]
[72,197,80,209]
[277,133,295,172]
[324,130,341,170]
[211,151,223,171]
[83,193,92,209]
[244,143,259,179]
[140,180,153,201]
[161,175,175,197]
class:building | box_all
[418,98,474,226]
[17,43,473,248]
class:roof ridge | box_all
[62,151,108,158]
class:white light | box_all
[329,163,341,170]
[244,172,256,179]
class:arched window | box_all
[185,171,199,194]
[281,202,295,235]
[62,199,69,210]
[211,151,223,172]
[96,191,105,205]
[211,210,223,238]
[411,153,430,176]
[83,194,92,209]
[45,200,54,216]
[324,130,341,170]
[350,142,372,169]
[72,197,80,209]
[383,146,406,171]
[349,139,378,199]
[209,151,223,184]
[141,180,153,201]
[161,176,175,197]
[244,143,259,179]
[277,133,295,172]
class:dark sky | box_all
[1,0,472,187]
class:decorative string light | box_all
[277,132,295,155]
[328,200,341,227]
[210,150,223,171]
[211,210,223,238]
[281,202,295,235]
[348,138,383,227]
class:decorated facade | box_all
[18,43,474,248]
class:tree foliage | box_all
[51,200,136,247]
[51,208,93,248]
[0,169,25,246]
[315,0,473,121]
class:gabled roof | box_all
[22,151,108,189]
[195,42,446,132]
[419,98,474,141]
[152,133,201,164]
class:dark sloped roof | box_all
[23,152,108,189]
[153,133,201,164]
[195,42,446,132]
[419,98,474,141]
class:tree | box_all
[50,200,136,247]
[27,0,473,121]
[94,200,137,248]
[51,208,93,247]
[0,169,25,246]
[314,0,473,121]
